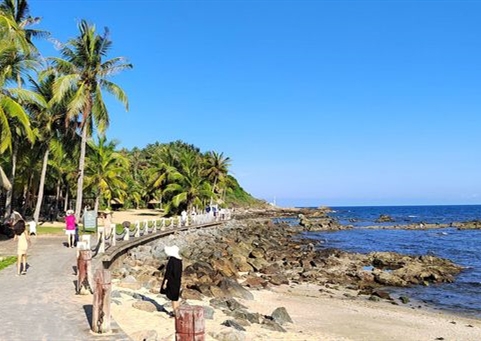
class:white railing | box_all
[87,209,232,255]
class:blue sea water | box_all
[300,205,481,318]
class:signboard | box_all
[83,210,97,231]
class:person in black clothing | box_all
[161,245,183,317]
[48,206,56,223]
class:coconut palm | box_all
[204,151,231,205]
[83,136,129,212]
[28,74,70,222]
[48,19,132,220]
[163,148,212,214]
[48,138,79,213]
[0,0,46,217]
[0,0,48,45]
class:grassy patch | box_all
[36,226,65,235]
[0,256,16,271]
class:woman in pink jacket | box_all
[65,210,76,248]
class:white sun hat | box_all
[164,245,182,260]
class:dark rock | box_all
[372,289,392,300]
[242,275,268,289]
[182,288,203,300]
[261,318,287,332]
[218,278,254,300]
[222,320,247,331]
[226,298,248,311]
[271,307,293,325]
[202,305,215,319]
[376,214,395,223]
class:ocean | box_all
[300,205,481,318]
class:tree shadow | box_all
[136,293,169,315]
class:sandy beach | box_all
[97,208,481,341]
[110,280,480,341]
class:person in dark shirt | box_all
[160,245,183,317]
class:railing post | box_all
[152,219,157,233]
[134,221,140,237]
[92,269,111,334]
[77,250,92,294]
[111,223,116,247]
[97,227,105,254]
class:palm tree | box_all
[48,138,79,213]
[0,0,48,46]
[204,151,231,205]
[49,19,132,220]
[163,148,211,214]
[84,136,128,212]
[28,74,69,223]
[0,0,46,217]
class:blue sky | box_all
[28,0,481,207]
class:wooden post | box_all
[77,250,92,294]
[175,305,205,341]
[92,269,111,334]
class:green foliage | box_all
[223,175,262,207]
[0,256,16,271]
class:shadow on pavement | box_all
[83,304,93,329]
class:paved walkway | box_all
[0,235,131,341]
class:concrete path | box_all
[0,235,131,341]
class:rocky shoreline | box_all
[109,214,467,340]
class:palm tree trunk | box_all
[64,186,69,212]
[94,195,100,213]
[4,146,17,219]
[33,148,49,223]
[56,179,61,208]
[75,125,88,220]
[209,176,218,207]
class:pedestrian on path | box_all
[65,209,76,248]
[13,220,30,275]
[160,245,183,318]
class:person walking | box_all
[160,245,183,317]
[65,209,76,248]
[103,209,113,239]
[13,220,30,275]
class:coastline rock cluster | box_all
[297,213,348,231]
[110,217,463,338]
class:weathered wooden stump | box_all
[92,269,111,334]
[175,305,205,341]
[77,250,92,294]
